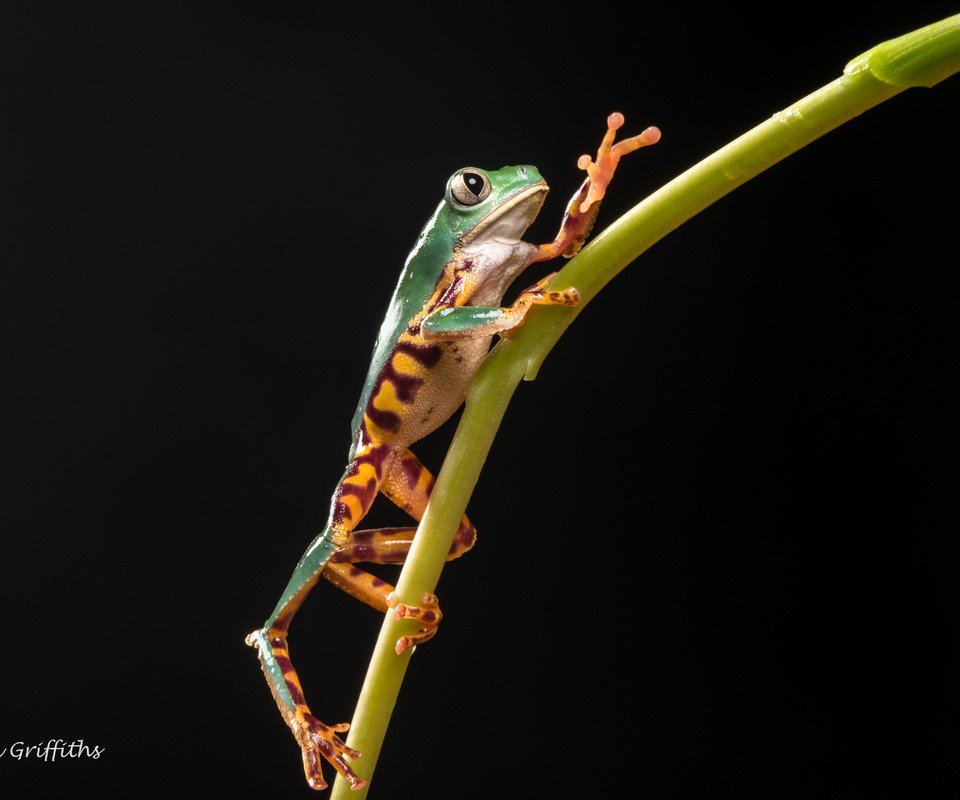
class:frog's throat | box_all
[461,180,549,246]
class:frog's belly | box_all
[389,336,492,449]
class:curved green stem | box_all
[332,14,960,798]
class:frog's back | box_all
[348,201,455,454]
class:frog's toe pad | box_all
[546,287,580,306]
[295,713,365,792]
[386,592,443,655]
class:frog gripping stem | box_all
[387,591,443,655]
[248,110,658,792]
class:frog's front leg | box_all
[421,273,579,340]
[325,447,477,654]
[533,112,660,262]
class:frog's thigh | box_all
[321,448,476,611]
[383,448,476,555]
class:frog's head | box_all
[441,165,548,245]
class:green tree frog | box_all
[246,113,659,791]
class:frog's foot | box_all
[577,112,661,213]
[495,272,580,339]
[290,711,365,792]
[386,591,443,655]
[247,627,365,791]
[520,272,580,307]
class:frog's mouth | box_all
[462,179,549,246]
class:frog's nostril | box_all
[518,167,526,176]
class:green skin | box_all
[349,164,550,446]
[247,162,577,740]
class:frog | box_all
[246,113,660,791]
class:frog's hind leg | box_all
[245,530,365,791]
[328,447,477,567]
[245,442,392,791]
[323,447,476,653]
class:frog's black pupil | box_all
[463,173,484,196]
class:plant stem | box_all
[332,14,960,798]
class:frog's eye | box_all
[450,170,491,206]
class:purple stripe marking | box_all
[395,340,443,368]
[365,405,401,433]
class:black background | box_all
[2,3,957,798]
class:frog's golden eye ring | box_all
[450,170,491,207]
